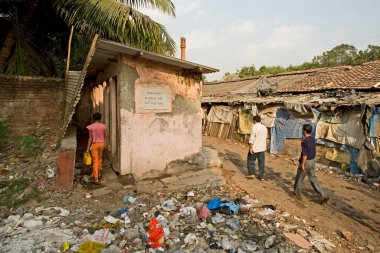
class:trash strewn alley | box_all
[2,1,380,253]
[0,136,379,253]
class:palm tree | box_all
[0,0,176,76]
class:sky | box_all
[141,0,380,80]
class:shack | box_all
[202,61,380,179]
[59,37,218,183]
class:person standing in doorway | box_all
[86,112,107,184]
[246,115,268,180]
[293,124,329,204]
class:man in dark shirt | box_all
[293,124,329,204]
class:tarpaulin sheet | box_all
[284,103,313,116]
[371,138,380,155]
[341,145,361,174]
[325,148,350,165]
[357,148,379,177]
[269,110,288,154]
[318,139,361,174]
[315,110,366,149]
[207,106,234,124]
[320,110,351,124]
[260,106,279,128]
[269,109,316,154]
[369,107,380,138]
[238,106,254,134]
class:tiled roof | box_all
[203,71,311,97]
[277,60,380,93]
[203,61,380,99]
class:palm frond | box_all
[4,16,51,76]
[53,0,176,55]
[116,0,175,17]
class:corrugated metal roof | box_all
[58,36,98,145]
[64,71,81,118]
[93,39,218,74]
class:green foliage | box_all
[223,72,238,81]
[223,44,380,80]
[237,65,256,78]
[3,9,51,76]
[53,0,176,56]
[17,134,44,156]
[0,114,10,149]
[202,74,207,82]
[0,178,41,208]
[311,44,358,67]
[0,0,176,76]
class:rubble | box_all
[0,146,357,253]
[314,162,380,190]
[1,183,346,253]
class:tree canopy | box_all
[0,0,176,76]
[223,44,380,80]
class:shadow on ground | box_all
[221,149,380,234]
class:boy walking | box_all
[293,124,329,204]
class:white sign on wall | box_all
[140,87,170,110]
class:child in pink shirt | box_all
[86,113,108,184]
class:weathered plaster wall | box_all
[119,56,202,179]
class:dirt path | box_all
[203,136,380,252]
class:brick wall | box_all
[0,75,65,140]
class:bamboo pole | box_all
[64,25,74,110]
[57,34,99,149]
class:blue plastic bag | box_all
[115,207,129,216]
[220,202,240,214]
[207,199,221,210]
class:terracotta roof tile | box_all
[277,60,380,92]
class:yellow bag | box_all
[83,152,92,165]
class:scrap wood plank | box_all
[283,232,312,249]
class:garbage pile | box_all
[314,163,380,190]
[0,186,338,253]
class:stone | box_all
[341,231,352,242]
[23,219,43,228]
[34,206,45,214]
[124,228,140,241]
[197,237,209,250]
[72,227,82,236]
[282,224,298,231]
[92,187,112,197]
[206,223,217,232]
[264,235,277,249]
[15,207,25,217]
[306,229,324,239]
[22,213,34,220]
[284,233,312,249]
[226,217,240,230]
[296,229,308,238]
[46,233,61,244]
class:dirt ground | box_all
[203,135,380,252]
[2,135,379,252]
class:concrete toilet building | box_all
[60,38,218,183]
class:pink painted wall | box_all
[119,56,203,179]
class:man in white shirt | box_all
[247,115,268,180]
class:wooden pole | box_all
[57,34,99,149]
[64,25,74,109]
